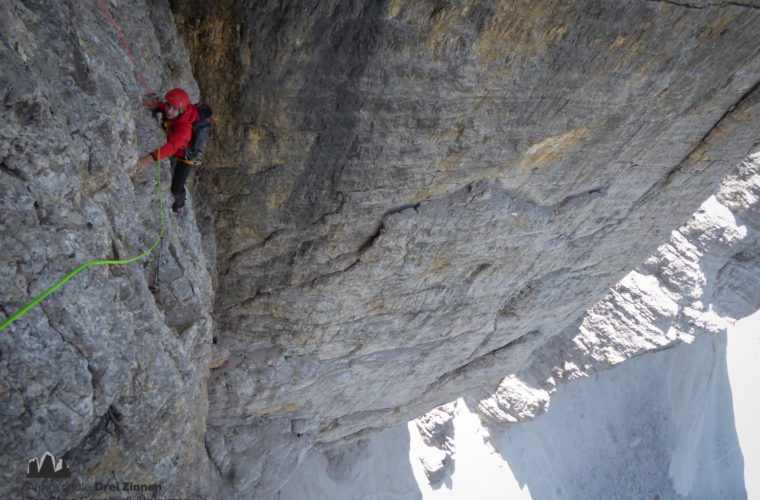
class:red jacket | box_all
[150,102,199,161]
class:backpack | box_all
[185,103,212,163]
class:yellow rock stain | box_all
[517,126,589,173]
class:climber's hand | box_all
[136,155,153,175]
[142,95,159,110]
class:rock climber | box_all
[136,88,199,214]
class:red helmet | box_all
[164,88,190,110]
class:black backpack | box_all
[185,103,212,163]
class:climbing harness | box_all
[176,157,200,166]
[174,156,203,183]
[0,2,166,331]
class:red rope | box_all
[97,0,159,100]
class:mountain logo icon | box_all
[26,451,71,479]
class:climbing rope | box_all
[97,0,159,101]
[0,2,166,331]
[0,158,164,331]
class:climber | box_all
[136,88,199,214]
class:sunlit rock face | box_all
[170,0,760,495]
[470,153,760,427]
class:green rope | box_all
[0,155,165,332]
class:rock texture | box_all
[2,0,760,498]
[472,152,760,431]
[171,0,760,495]
[277,424,421,500]
[283,318,744,499]
[399,153,760,496]
[413,401,457,485]
[1,1,215,498]
[288,152,760,499]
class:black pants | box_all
[171,159,193,209]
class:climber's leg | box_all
[171,159,193,212]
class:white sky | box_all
[727,309,760,497]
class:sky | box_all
[727,310,760,497]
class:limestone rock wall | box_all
[4,0,760,498]
[170,0,760,495]
[282,153,760,498]
[471,152,760,428]
[0,1,215,497]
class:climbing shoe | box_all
[172,203,184,215]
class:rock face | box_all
[2,0,760,498]
[472,153,760,431]
[279,153,760,500]
[278,424,422,500]
[413,401,458,485]
[1,1,215,498]
[171,0,760,495]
